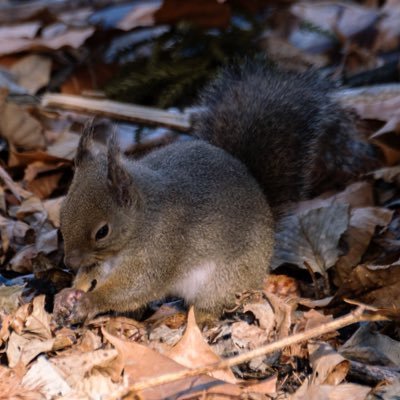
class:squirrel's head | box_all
[60,120,140,272]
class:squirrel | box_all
[53,61,380,325]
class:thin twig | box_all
[109,306,387,399]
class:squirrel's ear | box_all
[75,119,95,166]
[107,132,135,207]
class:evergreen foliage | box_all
[104,20,261,108]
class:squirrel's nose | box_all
[64,253,83,271]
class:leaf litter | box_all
[0,1,400,399]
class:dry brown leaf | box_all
[308,342,350,385]
[291,381,371,400]
[118,1,162,30]
[0,364,45,400]
[8,244,37,273]
[231,321,270,350]
[24,296,51,338]
[26,172,63,200]
[16,195,46,220]
[9,149,71,167]
[374,0,400,52]
[296,182,374,213]
[0,26,95,57]
[243,301,275,334]
[339,323,400,367]
[21,356,72,398]
[46,130,80,160]
[335,207,393,285]
[6,295,54,367]
[291,2,378,39]
[0,215,33,252]
[0,285,23,315]
[145,304,187,329]
[335,262,400,309]
[273,204,350,275]
[10,55,51,94]
[303,310,334,332]
[103,328,242,399]
[51,349,119,390]
[265,292,294,339]
[0,89,45,150]
[371,165,400,185]
[166,308,237,384]
[42,197,64,228]
[242,376,277,396]
[0,22,41,40]
[0,313,12,345]
[7,333,55,367]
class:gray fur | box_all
[61,138,273,318]
[58,61,380,323]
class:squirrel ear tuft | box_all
[75,119,95,166]
[107,132,135,207]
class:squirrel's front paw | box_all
[53,288,93,325]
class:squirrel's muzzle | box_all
[64,251,95,271]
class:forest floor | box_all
[0,1,400,399]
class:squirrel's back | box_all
[194,61,380,215]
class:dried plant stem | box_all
[111,306,386,399]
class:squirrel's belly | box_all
[169,262,216,302]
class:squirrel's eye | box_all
[95,224,109,241]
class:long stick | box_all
[110,306,385,398]
[41,94,192,132]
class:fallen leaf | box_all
[0,364,45,400]
[42,197,64,228]
[231,321,270,350]
[0,22,41,40]
[145,304,187,329]
[371,165,400,185]
[308,342,350,385]
[0,26,95,57]
[26,172,63,199]
[10,55,51,94]
[166,308,237,383]
[8,244,38,273]
[335,262,400,309]
[51,349,119,390]
[0,285,23,314]
[243,301,275,334]
[291,380,371,400]
[374,0,400,52]
[0,215,33,252]
[46,131,80,160]
[117,0,162,30]
[0,89,45,150]
[7,333,55,367]
[339,323,400,367]
[335,207,393,285]
[25,295,52,340]
[103,328,242,399]
[21,356,72,398]
[273,204,350,275]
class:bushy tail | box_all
[194,61,381,215]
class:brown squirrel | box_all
[53,61,380,324]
